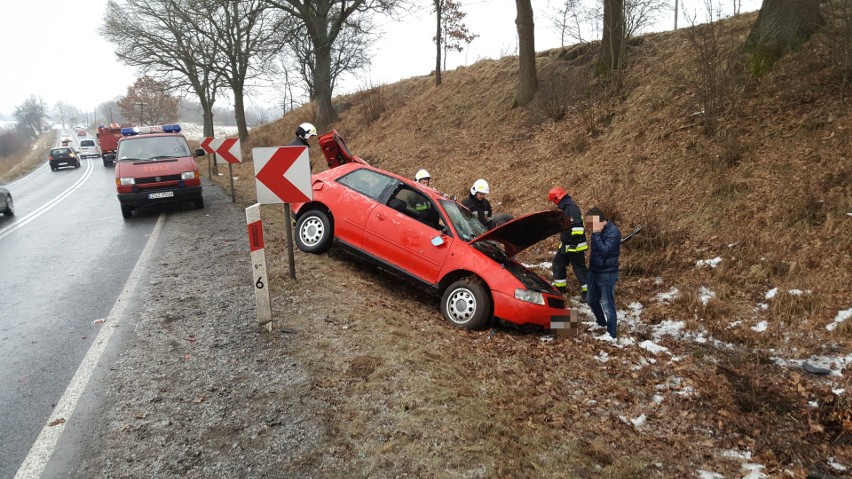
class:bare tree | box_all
[52,102,80,128]
[744,0,824,74]
[436,0,478,71]
[117,76,180,125]
[187,0,289,142]
[263,0,402,130]
[824,0,852,100]
[101,0,226,138]
[281,15,373,101]
[515,0,538,106]
[434,0,443,86]
[14,95,46,137]
[625,0,669,37]
[601,0,626,79]
[544,0,588,46]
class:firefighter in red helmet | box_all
[548,186,589,301]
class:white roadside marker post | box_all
[246,203,272,331]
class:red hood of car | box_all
[320,130,368,168]
[470,210,568,258]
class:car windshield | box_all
[117,136,191,160]
[80,140,95,147]
[440,200,489,242]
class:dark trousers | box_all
[552,250,588,293]
[587,271,619,338]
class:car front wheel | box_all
[441,279,491,330]
[121,204,133,219]
[295,210,332,253]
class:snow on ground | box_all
[696,256,722,268]
[178,122,241,141]
[771,354,852,377]
[655,287,679,302]
[827,307,851,331]
[699,286,716,305]
[697,471,724,479]
[751,321,768,332]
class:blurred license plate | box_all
[149,192,174,199]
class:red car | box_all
[291,131,571,331]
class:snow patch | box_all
[696,256,722,268]
[697,471,724,479]
[829,457,848,472]
[765,288,778,299]
[771,354,852,377]
[808,401,819,408]
[640,340,670,355]
[655,287,679,302]
[651,320,685,341]
[833,388,846,395]
[741,462,767,479]
[521,261,552,270]
[827,307,851,331]
[699,286,716,305]
[630,413,646,428]
[752,321,768,332]
[594,351,610,363]
[721,449,752,460]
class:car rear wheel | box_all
[441,279,491,330]
[2,194,13,216]
[75,160,81,168]
[295,210,332,254]
[120,204,133,219]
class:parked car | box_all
[78,138,101,159]
[0,185,13,216]
[291,131,571,331]
[48,147,81,171]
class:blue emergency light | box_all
[120,124,182,136]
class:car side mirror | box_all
[431,236,445,247]
[194,148,205,157]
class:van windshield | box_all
[80,140,95,147]
[117,136,191,161]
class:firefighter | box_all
[415,169,431,187]
[548,186,589,301]
[462,179,492,226]
[289,122,317,148]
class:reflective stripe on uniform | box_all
[552,279,567,287]
[571,227,585,235]
[581,284,587,292]
[564,242,589,253]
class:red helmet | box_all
[547,187,567,205]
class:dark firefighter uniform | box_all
[461,193,492,226]
[552,194,589,297]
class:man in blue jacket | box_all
[585,207,621,339]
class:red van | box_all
[114,124,205,218]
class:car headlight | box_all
[181,171,197,180]
[514,289,545,305]
[118,177,135,186]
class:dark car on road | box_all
[0,185,13,216]
[49,147,81,171]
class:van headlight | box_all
[118,177,135,186]
[514,289,545,305]
[181,171,197,180]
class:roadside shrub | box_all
[358,82,385,126]
[0,129,27,158]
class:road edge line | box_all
[14,211,166,479]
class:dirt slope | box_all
[192,11,851,477]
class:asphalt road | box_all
[0,129,159,478]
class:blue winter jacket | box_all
[589,222,621,273]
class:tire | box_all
[2,194,13,216]
[75,160,81,168]
[295,210,333,254]
[103,158,109,167]
[440,278,492,330]
[194,197,204,209]
[487,213,514,229]
[120,204,133,219]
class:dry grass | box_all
[0,132,52,182]
[201,10,851,476]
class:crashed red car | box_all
[291,131,571,331]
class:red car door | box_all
[362,195,452,285]
[330,186,380,249]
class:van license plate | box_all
[149,192,174,199]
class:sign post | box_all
[253,146,312,280]
[216,138,242,203]
[200,137,215,179]
[246,203,272,330]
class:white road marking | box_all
[14,212,166,479]
[0,158,95,241]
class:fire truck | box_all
[114,124,205,219]
[97,122,132,166]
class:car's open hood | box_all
[319,130,368,168]
[470,210,568,258]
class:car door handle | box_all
[376,213,387,221]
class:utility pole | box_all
[135,101,148,126]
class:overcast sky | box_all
[0,0,759,120]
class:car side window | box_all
[391,188,447,232]
[337,169,395,201]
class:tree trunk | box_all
[232,83,249,143]
[601,0,625,75]
[314,41,336,130]
[435,0,442,87]
[745,0,824,71]
[515,0,537,106]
